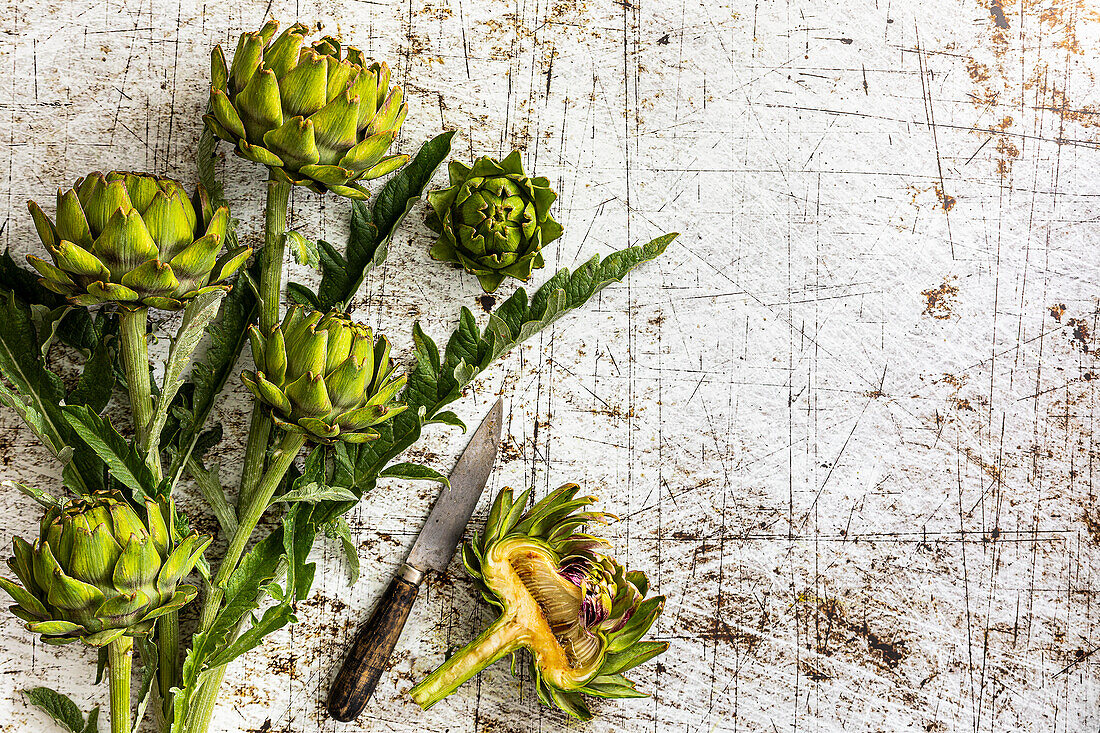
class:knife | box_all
[326,398,504,722]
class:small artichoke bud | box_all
[204,20,410,199]
[242,305,407,443]
[0,492,210,647]
[26,171,252,311]
[426,151,563,292]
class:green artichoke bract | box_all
[205,20,410,199]
[0,492,210,647]
[427,151,562,292]
[410,484,667,720]
[26,172,251,311]
[242,306,407,443]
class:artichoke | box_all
[427,151,563,292]
[26,171,251,311]
[0,492,210,647]
[242,306,407,443]
[410,484,667,720]
[205,20,410,199]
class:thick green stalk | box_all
[235,406,273,512]
[118,307,177,725]
[118,307,159,476]
[410,615,525,709]
[183,431,305,733]
[183,561,286,733]
[156,612,179,727]
[198,430,306,632]
[259,178,291,333]
[236,178,290,512]
[108,636,134,733]
[181,665,226,733]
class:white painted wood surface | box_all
[1,0,1098,731]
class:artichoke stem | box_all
[236,177,290,512]
[108,635,134,733]
[180,598,258,733]
[120,306,179,721]
[235,404,273,513]
[259,178,291,332]
[157,610,179,726]
[199,431,306,632]
[180,659,227,733]
[186,431,304,733]
[410,614,526,710]
[118,306,162,478]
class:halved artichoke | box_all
[410,484,667,720]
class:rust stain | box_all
[1050,303,1067,322]
[966,0,1100,180]
[934,183,956,212]
[962,446,1004,482]
[1082,510,1100,544]
[794,593,910,673]
[1067,317,1091,352]
[477,293,496,313]
[939,373,974,412]
[921,277,959,320]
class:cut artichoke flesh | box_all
[487,538,603,688]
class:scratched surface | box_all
[0,0,1099,731]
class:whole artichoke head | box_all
[26,171,252,311]
[0,492,210,647]
[242,306,408,443]
[427,151,563,292]
[410,484,667,720]
[205,20,410,199]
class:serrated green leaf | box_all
[62,405,154,502]
[276,482,358,503]
[23,687,96,733]
[286,230,320,269]
[148,290,226,469]
[379,462,450,487]
[326,515,360,586]
[0,290,103,492]
[293,131,455,311]
[205,604,295,668]
[169,526,287,729]
[313,234,674,519]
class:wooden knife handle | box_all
[327,565,423,722]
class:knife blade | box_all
[327,398,504,722]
